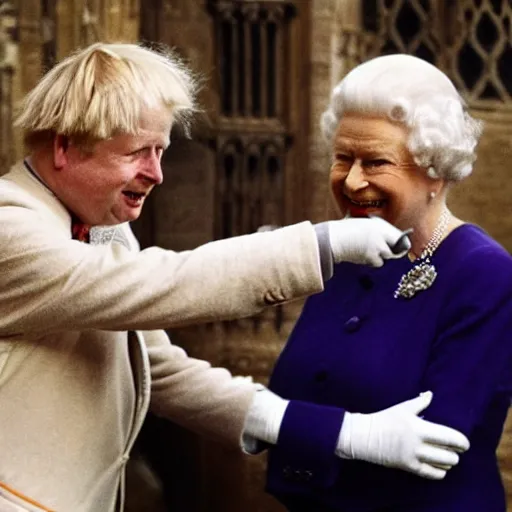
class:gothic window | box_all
[447,1,512,106]
[215,135,286,239]
[212,1,293,120]
[344,0,512,109]
[361,0,440,63]
[209,1,296,240]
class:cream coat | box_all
[0,162,324,512]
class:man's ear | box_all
[53,134,70,169]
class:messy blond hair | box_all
[15,42,197,149]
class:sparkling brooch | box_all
[394,208,450,300]
[394,260,438,299]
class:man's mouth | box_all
[122,191,147,209]
[123,191,146,200]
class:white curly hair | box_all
[320,54,483,181]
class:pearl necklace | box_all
[394,208,451,299]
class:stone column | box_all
[0,1,18,170]
[305,0,337,222]
[56,0,140,62]
[55,0,81,59]
[331,0,362,86]
[12,0,42,163]
[102,0,140,42]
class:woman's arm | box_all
[244,387,468,490]
[419,246,512,436]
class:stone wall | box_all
[449,114,512,252]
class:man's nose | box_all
[344,161,368,192]
[143,152,164,185]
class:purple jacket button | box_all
[344,316,361,333]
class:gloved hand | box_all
[327,217,411,266]
[243,386,289,445]
[335,392,470,480]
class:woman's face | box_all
[330,114,436,231]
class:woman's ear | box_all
[426,166,439,179]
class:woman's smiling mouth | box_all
[345,195,386,208]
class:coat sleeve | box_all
[266,401,346,490]
[143,329,256,448]
[0,205,323,336]
[419,246,512,437]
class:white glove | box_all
[335,392,470,480]
[243,387,289,445]
[328,217,411,266]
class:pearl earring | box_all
[429,191,436,201]
[426,167,438,179]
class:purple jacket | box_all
[267,224,512,511]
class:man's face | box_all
[54,109,172,226]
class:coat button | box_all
[344,316,361,333]
[359,275,374,290]
[314,370,328,383]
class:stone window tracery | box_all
[343,0,512,110]
[209,0,296,242]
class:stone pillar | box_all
[12,0,42,163]
[305,0,337,222]
[331,0,362,86]
[102,0,140,42]
[55,0,81,59]
[0,1,18,171]
[56,0,140,62]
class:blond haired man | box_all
[0,43,468,511]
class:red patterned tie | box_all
[71,216,91,243]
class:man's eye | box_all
[334,154,351,162]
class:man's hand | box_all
[336,391,470,480]
[327,217,411,266]
[243,387,289,446]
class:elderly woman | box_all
[262,54,512,511]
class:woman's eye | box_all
[367,159,390,167]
